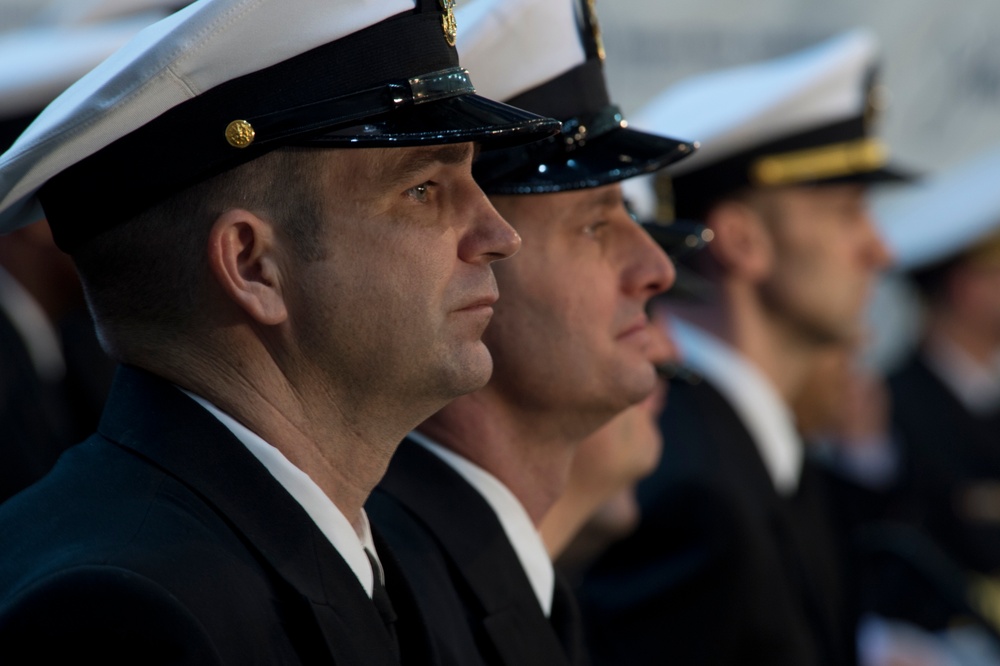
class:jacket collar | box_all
[99,365,401,665]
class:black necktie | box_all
[550,573,588,665]
[365,548,400,660]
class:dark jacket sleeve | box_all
[0,565,223,665]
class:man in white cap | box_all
[365,1,693,664]
[0,0,559,662]
[577,30,900,666]
[876,147,1000,631]
[0,0,184,504]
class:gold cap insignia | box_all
[864,83,888,132]
[440,0,457,47]
[586,0,606,61]
[225,119,255,148]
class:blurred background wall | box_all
[599,0,1000,176]
[595,0,1000,370]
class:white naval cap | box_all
[629,29,906,222]
[23,0,187,27]
[457,0,585,106]
[0,1,183,228]
[0,0,559,251]
[0,10,174,123]
[876,147,1000,271]
[456,0,694,194]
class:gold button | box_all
[225,119,255,148]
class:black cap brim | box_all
[474,125,696,195]
[818,163,914,186]
[300,93,561,151]
[641,219,713,259]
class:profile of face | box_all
[284,143,521,412]
[570,312,677,500]
[943,258,1000,341]
[483,183,675,424]
[755,183,891,345]
[540,314,678,559]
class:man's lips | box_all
[616,314,650,341]
[456,292,499,312]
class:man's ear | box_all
[703,199,775,283]
[207,208,288,326]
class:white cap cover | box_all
[876,147,1000,271]
[634,29,879,178]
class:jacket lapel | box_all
[99,365,400,666]
[378,438,572,666]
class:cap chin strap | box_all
[236,67,476,150]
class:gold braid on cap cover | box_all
[750,138,888,187]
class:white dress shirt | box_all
[182,391,379,598]
[923,334,1000,416]
[407,430,555,617]
[672,317,804,495]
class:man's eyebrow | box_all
[577,187,625,212]
[384,143,474,187]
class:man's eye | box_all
[584,221,609,237]
[407,183,431,202]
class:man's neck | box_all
[417,389,593,526]
[671,292,819,405]
[137,339,424,533]
[927,310,1000,368]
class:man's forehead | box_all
[321,142,476,192]
[492,182,626,223]
[756,182,866,205]
[556,182,625,213]
[377,143,476,178]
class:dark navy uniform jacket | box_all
[367,438,587,666]
[0,365,431,665]
[577,377,853,666]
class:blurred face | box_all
[484,183,675,422]
[945,259,1000,342]
[287,143,521,410]
[755,184,891,345]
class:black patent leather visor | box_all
[222,66,561,151]
[300,92,563,152]
[474,115,696,194]
[640,220,713,259]
[816,165,912,185]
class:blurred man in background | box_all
[875,147,1000,641]
[0,1,182,503]
[578,30,901,666]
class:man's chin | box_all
[442,343,495,397]
[611,364,660,413]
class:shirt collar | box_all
[407,430,556,617]
[181,390,378,598]
[671,317,804,495]
[923,334,1000,415]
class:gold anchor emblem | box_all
[586,0,606,61]
[440,0,457,47]
[225,119,255,148]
